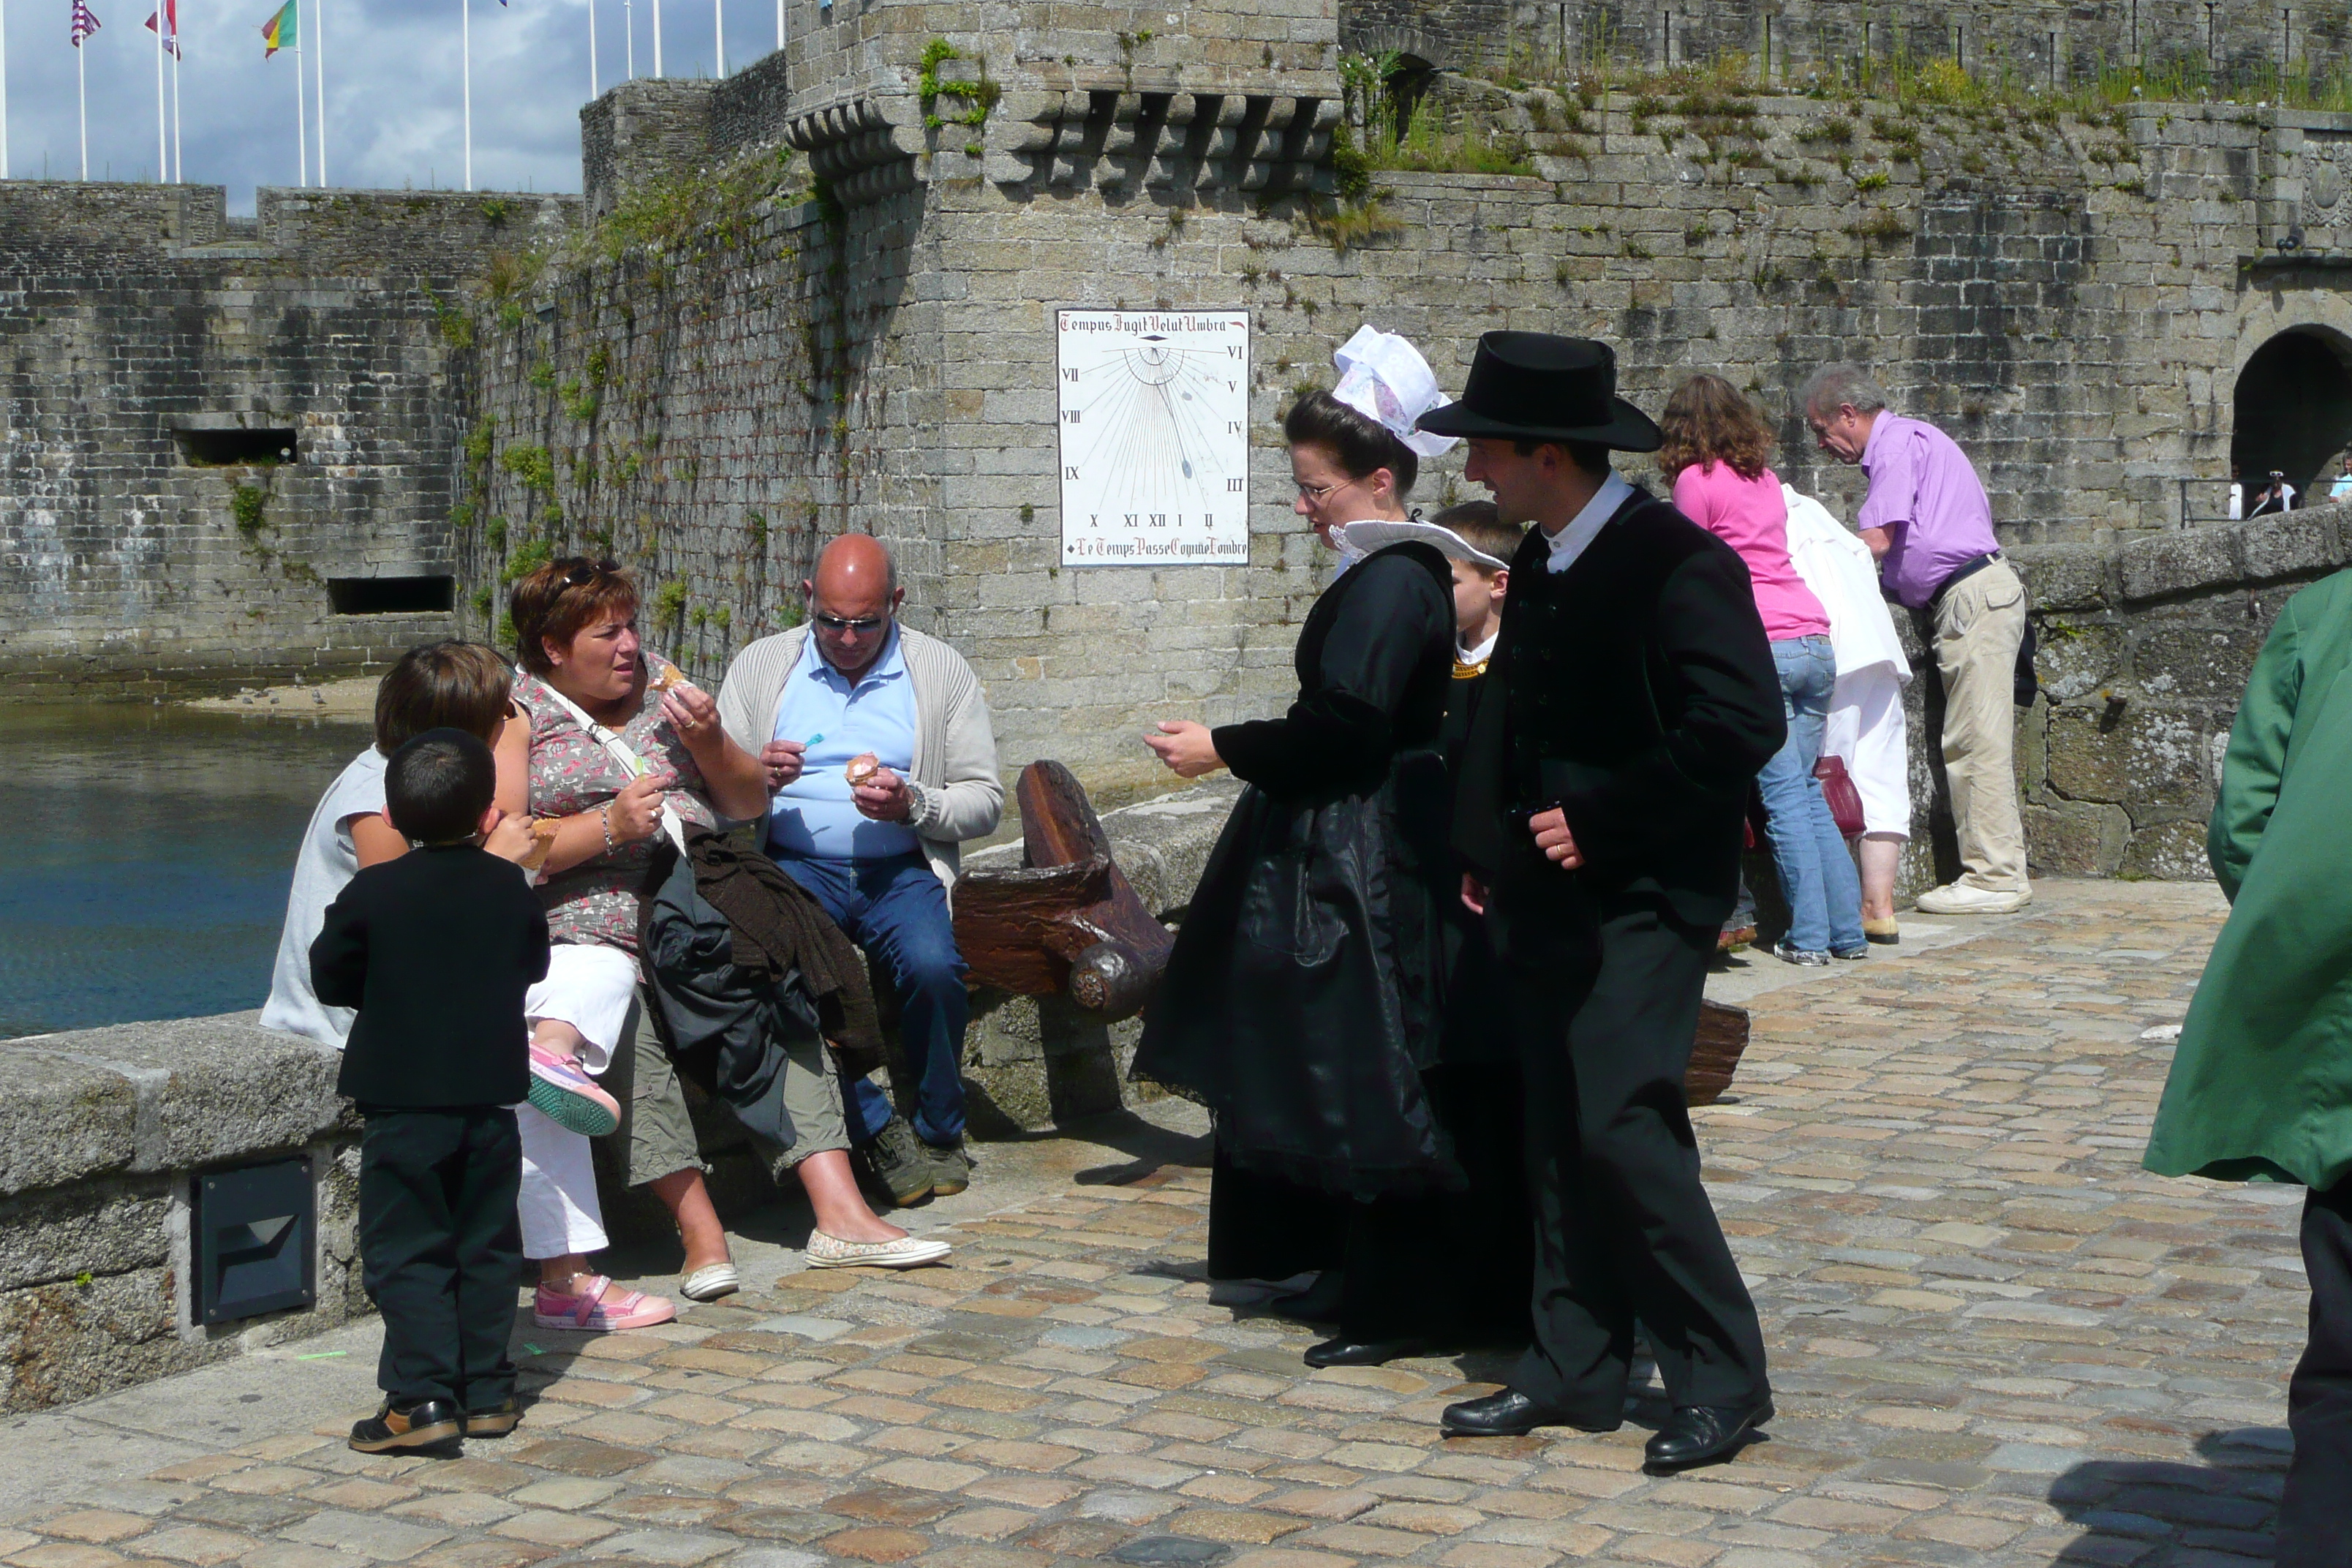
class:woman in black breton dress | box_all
[1138,380,1496,1364]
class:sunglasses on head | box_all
[560,559,622,587]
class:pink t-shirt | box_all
[1671,461,1831,641]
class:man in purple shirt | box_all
[1802,363,2029,915]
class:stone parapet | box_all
[0,1016,363,1415]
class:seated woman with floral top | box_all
[507,557,774,1323]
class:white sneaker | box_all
[805,1231,952,1270]
[1913,882,2032,915]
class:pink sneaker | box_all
[532,1275,676,1332]
[527,1045,621,1137]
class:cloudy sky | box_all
[1,0,771,208]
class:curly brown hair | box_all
[1659,373,1775,483]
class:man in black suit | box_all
[1420,333,1784,1472]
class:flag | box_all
[146,0,179,57]
[71,0,102,45]
[261,0,296,56]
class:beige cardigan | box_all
[715,624,1004,888]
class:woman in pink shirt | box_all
[1663,374,1865,963]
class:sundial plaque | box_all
[1055,309,1250,566]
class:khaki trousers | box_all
[1929,558,2029,893]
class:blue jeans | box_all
[771,851,969,1147]
[1759,636,1865,954]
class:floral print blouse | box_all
[514,654,717,951]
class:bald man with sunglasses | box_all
[717,535,1003,1207]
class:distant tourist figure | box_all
[1425,333,1781,1469]
[1782,484,1913,945]
[1662,374,1863,965]
[1137,326,1477,1359]
[2248,470,2298,518]
[2330,452,2352,503]
[717,533,1003,1217]
[1802,363,2029,915]
[312,728,548,1455]
[509,557,770,1319]
[2144,563,2352,1567]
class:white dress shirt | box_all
[1543,471,1635,573]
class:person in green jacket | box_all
[2146,568,2352,1567]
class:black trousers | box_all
[358,1107,523,1411]
[1499,891,1769,1420]
[2281,1176,2352,1567]
[1341,1063,1532,1343]
[1207,1156,1345,1282]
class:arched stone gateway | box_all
[2231,328,2352,500]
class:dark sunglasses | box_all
[560,558,622,587]
[812,610,889,633]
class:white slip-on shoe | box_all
[679,1262,740,1302]
[1913,881,2032,915]
[805,1231,952,1270]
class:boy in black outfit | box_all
[312,728,549,1453]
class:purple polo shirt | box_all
[1856,413,1999,608]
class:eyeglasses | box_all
[1294,479,1346,501]
[560,558,622,587]
[812,610,889,634]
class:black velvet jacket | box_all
[1452,485,1784,930]
[312,844,550,1109]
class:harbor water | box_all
[1,704,371,1039]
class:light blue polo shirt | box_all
[766,628,921,861]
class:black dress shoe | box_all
[1441,1389,1618,1437]
[348,1397,463,1455]
[1269,1271,1344,1323]
[464,1397,522,1438]
[1643,1400,1774,1472]
[1304,1335,1428,1369]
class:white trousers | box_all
[1824,663,1911,840]
[516,1101,609,1259]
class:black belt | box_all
[1929,552,2001,609]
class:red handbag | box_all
[1814,753,1866,839]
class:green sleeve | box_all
[2208,598,2304,901]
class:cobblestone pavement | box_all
[0,878,2304,1568]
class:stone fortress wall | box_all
[0,183,576,696]
[1352,0,2352,88]
[14,0,2352,861]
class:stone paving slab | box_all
[0,878,2296,1568]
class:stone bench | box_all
[0,1015,364,1415]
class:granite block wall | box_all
[453,52,2352,807]
[1352,0,2352,87]
[0,183,578,696]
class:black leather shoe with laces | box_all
[1643,1400,1774,1472]
[1439,1389,1618,1437]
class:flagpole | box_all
[78,31,87,180]
[314,0,327,185]
[1,0,12,181]
[461,0,472,190]
[294,15,308,187]
[588,0,598,97]
[154,0,166,181]
[625,0,633,78]
[170,15,181,182]
[776,0,783,54]
[652,0,660,76]
[713,0,722,75]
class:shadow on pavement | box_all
[2046,1428,2287,1564]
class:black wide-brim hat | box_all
[1416,331,1663,452]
